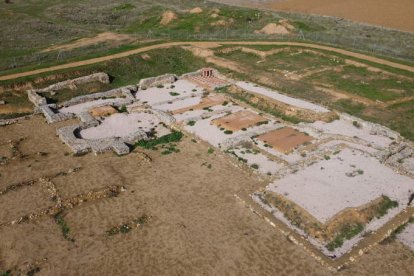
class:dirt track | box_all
[1,41,414,82]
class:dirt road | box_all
[1,41,414,82]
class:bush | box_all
[187,120,196,126]
[207,148,214,154]
[353,120,362,128]
[224,130,233,135]
[326,223,364,251]
[251,164,259,169]
[135,131,183,150]
[118,105,127,113]
[169,92,180,96]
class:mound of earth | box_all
[160,11,178,25]
[210,19,234,27]
[255,20,295,35]
[189,7,203,14]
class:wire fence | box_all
[2,29,414,74]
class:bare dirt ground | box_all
[213,0,414,32]
[2,41,414,82]
[0,114,414,275]
[257,127,312,153]
[0,114,413,275]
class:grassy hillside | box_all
[1,0,414,73]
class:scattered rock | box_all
[141,53,151,61]
[210,13,219,18]
[0,100,6,105]
[160,11,178,25]
[189,7,203,14]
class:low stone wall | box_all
[34,73,110,94]
[139,74,177,90]
[39,105,75,124]
[27,90,47,107]
[227,85,338,123]
[61,85,136,107]
[0,115,31,127]
[57,123,148,156]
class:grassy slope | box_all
[2,0,414,73]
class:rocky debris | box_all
[0,180,35,196]
[0,100,5,105]
[141,53,151,61]
[2,185,126,228]
[139,74,177,90]
[40,105,75,124]
[27,90,47,106]
[106,214,150,236]
[160,11,177,25]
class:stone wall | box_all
[61,85,136,107]
[138,74,177,90]
[27,90,47,107]
[34,73,110,94]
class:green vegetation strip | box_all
[135,131,183,150]
[326,223,364,251]
[54,211,74,242]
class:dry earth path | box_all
[1,41,414,81]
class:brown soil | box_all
[211,110,267,131]
[42,32,136,53]
[173,95,227,115]
[267,0,414,32]
[0,115,413,274]
[160,11,178,25]
[213,0,414,32]
[257,127,313,153]
[89,106,118,118]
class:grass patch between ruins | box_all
[134,131,183,150]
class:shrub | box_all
[376,196,399,218]
[224,130,233,135]
[353,120,362,128]
[207,148,214,154]
[187,120,196,126]
[251,164,259,169]
[135,131,183,150]
[156,84,164,88]
[118,105,127,113]
[169,92,180,96]
[326,223,364,251]
[324,155,331,160]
